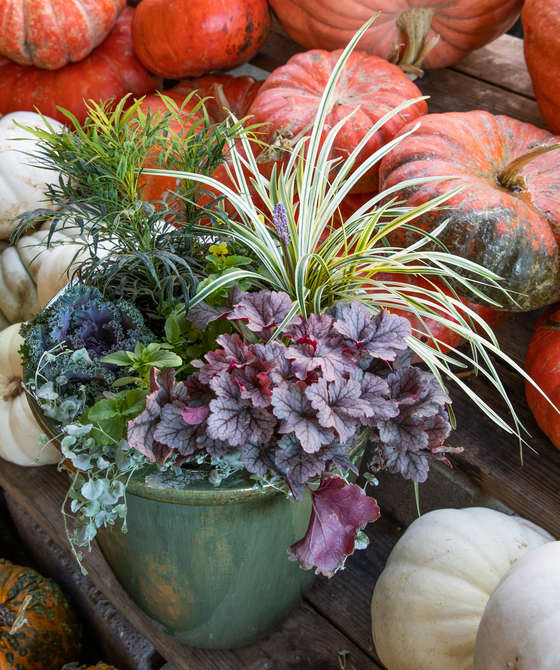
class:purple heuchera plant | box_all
[128,290,457,576]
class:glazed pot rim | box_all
[126,470,279,506]
[27,391,280,506]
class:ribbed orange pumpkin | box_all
[378,110,560,310]
[0,8,160,125]
[523,0,560,134]
[0,0,125,70]
[0,559,81,670]
[246,49,427,193]
[525,305,560,451]
[132,0,270,79]
[270,0,522,72]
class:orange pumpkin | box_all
[0,8,160,125]
[378,110,560,310]
[270,0,522,73]
[525,305,560,451]
[132,0,270,79]
[0,559,81,670]
[523,0,560,134]
[246,49,427,193]
[0,0,125,70]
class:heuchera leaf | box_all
[383,445,430,482]
[305,377,372,443]
[334,304,411,361]
[288,474,380,577]
[286,319,350,382]
[206,373,277,446]
[193,333,252,384]
[241,442,276,477]
[274,435,329,498]
[227,290,293,338]
[271,382,334,453]
[154,402,198,456]
[231,357,274,408]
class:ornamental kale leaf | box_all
[21,284,153,401]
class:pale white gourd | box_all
[371,507,554,670]
[0,323,59,466]
[0,112,64,238]
[0,221,82,326]
[474,541,560,670]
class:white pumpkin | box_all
[0,322,59,466]
[0,221,82,327]
[0,112,64,239]
[474,541,560,670]
[371,507,554,670]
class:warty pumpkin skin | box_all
[523,0,560,134]
[132,0,271,79]
[474,541,560,670]
[0,559,81,670]
[0,0,125,70]
[270,0,522,72]
[525,305,560,450]
[371,507,554,670]
[247,49,427,193]
[0,8,161,125]
[378,110,560,310]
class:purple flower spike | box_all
[273,202,290,245]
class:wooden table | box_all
[2,23,559,670]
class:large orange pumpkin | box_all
[525,305,560,451]
[0,8,160,125]
[0,0,125,70]
[0,559,81,670]
[523,0,560,134]
[132,0,270,79]
[246,49,427,193]
[270,0,522,73]
[378,110,560,311]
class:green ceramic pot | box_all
[96,468,314,649]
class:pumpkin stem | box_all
[3,378,23,401]
[395,8,439,78]
[211,83,231,123]
[498,142,560,191]
[9,595,32,634]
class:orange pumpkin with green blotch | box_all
[0,559,81,670]
[378,110,560,311]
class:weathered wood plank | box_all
[453,34,535,100]
[0,460,385,670]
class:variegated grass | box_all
[143,16,557,449]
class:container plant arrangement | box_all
[16,21,534,649]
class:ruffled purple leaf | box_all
[231,358,274,408]
[227,290,293,338]
[241,442,276,477]
[306,377,372,443]
[286,334,350,383]
[378,409,430,452]
[193,333,253,384]
[288,474,380,577]
[182,405,210,425]
[271,382,334,453]
[154,402,198,456]
[335,304,411,361]
[206,374,276,446]
[350,369,399,426]
[274,435,326,498]
[383,445,430,482]
[285,312,334,343]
